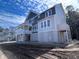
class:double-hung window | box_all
[49,10,52,16]
[44,21,46,27]
[45,12,48,17]
[47,20,50,26]
[41,22,43,28]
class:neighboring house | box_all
[15,23,31,42]
[0,28,16,42]
[15,10,38,42]
[18,3,72,44]
[0,32,6,42]
[8,27,16,41]
[0,29,9,42]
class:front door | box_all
[59,31,67,43]
[25,34,30,41]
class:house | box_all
[1,29,10,41]
[18,3,72,44]
[15,23,31,42]
[0,27,16,42]
[15,10,39,42]
[8,27,16,41]
[0,32,6,42]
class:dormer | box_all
[25,10,39,21]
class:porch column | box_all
[66,31,69,43]
[16,34,17,42]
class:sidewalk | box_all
[0,49,17,59]
[51,48,79,51]
[0,50,8,59]
[17,41,68,48]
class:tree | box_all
[66,5,79,40]
[66,5,74,11]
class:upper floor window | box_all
[51,6,55,15]
[48,10,52,16]
[45,10,52,17]
[47,20,50,26]
[45,12,48,17]
[38,15,40,18]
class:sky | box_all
[0,0,79,28]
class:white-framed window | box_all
[45,12,48,17]
[48,10,52,16]
[47,20,50,26]
[45,10,52,17]
[41,22,43,28]
[44,21,46,27]
[32,26,34,31]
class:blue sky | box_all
[0,0,79,28]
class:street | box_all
[0,43,79,59]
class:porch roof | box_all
[15,29,31,35]
[57,24,70,31]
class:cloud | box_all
[0,11,26,28]
[0,0,78,28]
[60,0,79,8]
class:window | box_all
[51,6,55,15]
[48,10,52,16]
[47,20,50,26]
[45,10,52,17]
[45,12,48,17]
[38,15,40,18]
[36,25,38,29]
[44,21,46,27]
[34,26,36,30]
[41,22,43,28]
[32,26,34,31]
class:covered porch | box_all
[15,29,31,42]
[15,22,32,42]
[57,24,72,44]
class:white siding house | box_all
[19,3,72,44]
